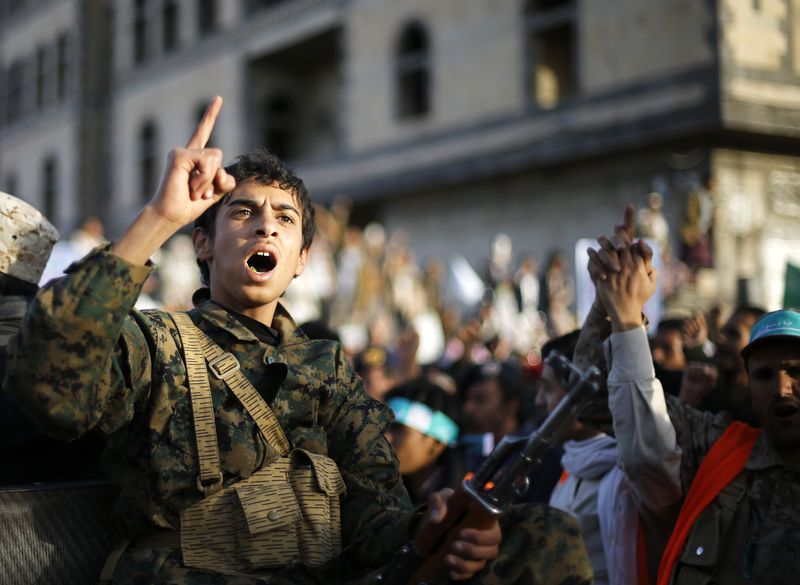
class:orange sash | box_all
[656,421,761,585]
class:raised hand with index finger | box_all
[148,96,236,228]
[112,96,237,266]
[587,204,657,319]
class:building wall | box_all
[375,149,693,288]
[719,0,800,135]
[581,0,715,94]
[109,54,242,235]
[0,110,80,229]
[345,0,524,151]
[0,0,80,229]
[713,148,800,309]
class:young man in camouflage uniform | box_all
[4,98,592,584]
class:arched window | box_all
[139,120,158,202]
[261,94,294,160]
[198,0,217,36]
[42,156,58,222]
[134,0,148,64]
[395,21,431,119]
[525,0,577,110]
[163,0,179,52]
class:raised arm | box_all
[113,96,235,265]
[4,98,235,440]
[589,209,684,516]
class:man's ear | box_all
[505,397,521,420]
[294,247,310,278]
[427,439,447,460]
[192,226,213,262]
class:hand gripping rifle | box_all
[377,351,601,585]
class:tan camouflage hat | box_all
[0,191,59,284]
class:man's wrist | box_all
[112,206,180,265]
[608,311,644,332]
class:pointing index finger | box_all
[186,96,222,149]
[623,203,635,242]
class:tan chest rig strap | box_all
[171,313,346,575]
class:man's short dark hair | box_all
[194,149,316,286]
[731,305,767,324]
[656,318,684,335]
[541,329,581,362]
[458,361,525,406]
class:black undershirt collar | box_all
[192,287,280,346]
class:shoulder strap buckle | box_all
[208,352,240,380]
[197,471,224,496]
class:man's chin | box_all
[764,420,800,454]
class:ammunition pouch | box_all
[168,312,346,575]
[180,449,345,574]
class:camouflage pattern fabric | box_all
[5,246,595,584]
[665,399,800,584]
[463,504,592,585]
[5,246,414,583]
[109,504,593,585]
[571,303,614,435]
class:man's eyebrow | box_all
[224,197,261,208]
[274,202,299,213]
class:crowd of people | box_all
[0,96,797,585]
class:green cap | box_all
[741,309,800,359]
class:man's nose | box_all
[253,211,278,236]
[778,371,795,397]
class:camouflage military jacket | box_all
[4,246,415,580]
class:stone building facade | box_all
[1,0,799,309]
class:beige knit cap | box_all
[0,191,59,284]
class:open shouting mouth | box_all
[772,401,800,419]
[246,251,277,274]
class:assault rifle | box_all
[377,350,601,585]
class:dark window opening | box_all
[163,0,179,52]
[246,29,341,162]
[396,21,431,119]
[42,157,58,222]
[262,94,294,160]
[7,61,24,121]
[245,0,287,12]
[134,0,148,65]
[528,0,570,10]
[35,47,46,109]
[6,173,18,197]
[198,0,216,36]
[56,34,68,100]
[140,121,158,202]
[525,0,577,110]
[531,24,576,109]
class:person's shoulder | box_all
[497,503,594,583]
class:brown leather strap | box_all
[172,313,223,495]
